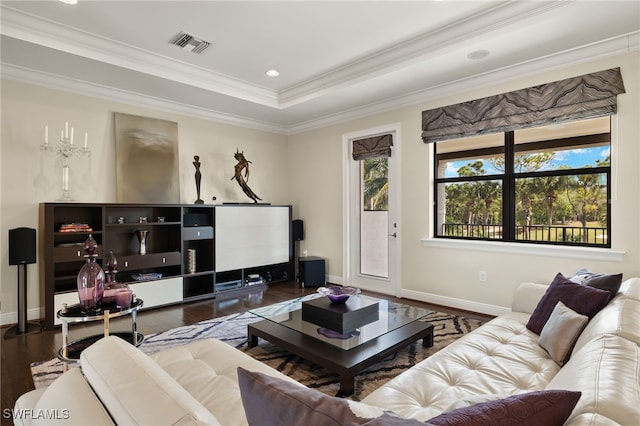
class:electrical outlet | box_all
[303,250,308,257]
[479,270,487,282]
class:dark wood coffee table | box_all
[248,296,433,396]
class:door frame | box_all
[342,123,401,297]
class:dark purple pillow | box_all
[526,273,610,335]
[236,367,424,426]
[426,390,581,426]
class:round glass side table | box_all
[56,298,144,363]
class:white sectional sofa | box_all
[14,277,640,425]
[363,277,640,425]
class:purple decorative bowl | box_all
[317,286,360,304]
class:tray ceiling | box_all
[1,1,639,134]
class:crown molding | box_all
[0,63,288,134]
[278,1,569,108]
[0,5,280,108]
[1,2,567,111]
[284,32,640,135]
[2,31,637,136]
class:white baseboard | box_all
[0,285,507,325]
[326,275,343,285]
[1,307,44,326]
[401,289,510,317]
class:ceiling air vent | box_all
[169,31,211,54]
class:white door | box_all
[342,124,400,296]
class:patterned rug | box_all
[31,296,483,400]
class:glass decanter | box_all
[76,234,105,313]
[102,251,132,308]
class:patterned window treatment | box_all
[421,68,626,143]
[352,134,393,160]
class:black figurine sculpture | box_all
[193,155,204,204]
[231,149,261,203]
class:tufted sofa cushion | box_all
[361,312,560,421]
[150,337,303,426]
[81,336,220,425]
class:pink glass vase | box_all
[77,234,105,313]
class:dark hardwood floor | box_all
[1,281,492,423]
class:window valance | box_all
[421,68,626,143]
[352,134,393,160]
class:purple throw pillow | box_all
[526,273,610,335]
[236,367,424,426]
[426,390,581,426]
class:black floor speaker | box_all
[298,256,325,288]
[5,227,41,339]
[9,227,36,265]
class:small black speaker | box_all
[293,219,304,241]
[9,227,36,265]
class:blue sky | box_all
[445,146,610,177]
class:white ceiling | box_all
[1,1,639,134]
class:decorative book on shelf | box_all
[59,223,93,233]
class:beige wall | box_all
[1,51,639,322]
[289,51,640,313]
[0,80,288,322]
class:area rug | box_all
[31,298,483,400]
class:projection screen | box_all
[215,205,291,272]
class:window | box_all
[434,117,611,247]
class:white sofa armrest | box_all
[511,282,548,314]
[14,367,115,426]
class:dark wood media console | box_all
[40,203,294,329]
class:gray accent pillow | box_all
[539,301,588,365]
[571,268,623,301]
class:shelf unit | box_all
[40,204,104,329]
[182,205,215,301]
[39,203,294,329]
[103,205,183,283]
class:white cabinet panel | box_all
[128,277,183,309]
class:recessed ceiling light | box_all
[266,69,280,77]
[467,49,490,60]
[59,0,78,4]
